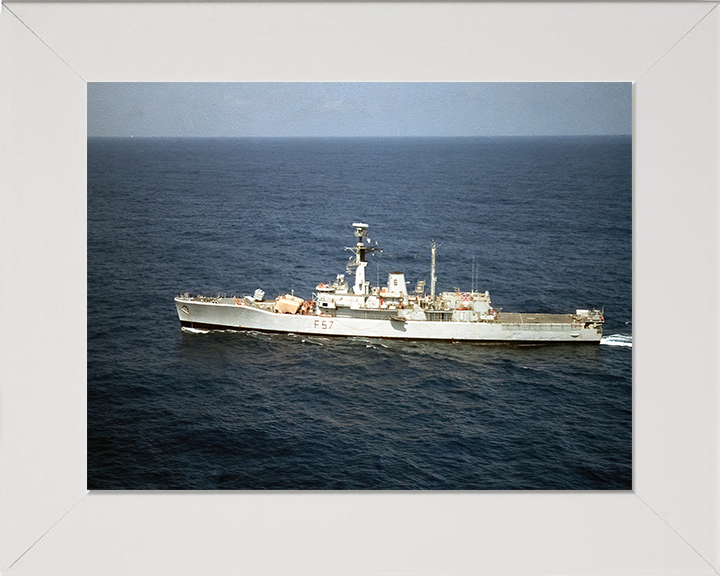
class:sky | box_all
[87,83,631,138]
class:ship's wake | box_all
[601,334,632,347]
[181,326,210,334]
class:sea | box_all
[87,136,632,490]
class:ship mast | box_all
[347,223,376,295]
[430,240,437,298]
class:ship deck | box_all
[497,312,575,324]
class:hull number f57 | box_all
[314,319,334,330]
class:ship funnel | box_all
[388,272,407,295]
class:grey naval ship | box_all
[175,223,604,343]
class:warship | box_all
[174,223,604,343]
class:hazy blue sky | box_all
[87,83,631,137]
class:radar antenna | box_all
[347,223,379,264]
[352,222,369,240]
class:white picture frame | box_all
[1,2,718,574]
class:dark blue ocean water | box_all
[88,136,632,490]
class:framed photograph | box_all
[1,3,718,574]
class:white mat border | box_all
[1,2,718,574]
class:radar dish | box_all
[352,222,369,238]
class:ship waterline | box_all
[175,223,604,343]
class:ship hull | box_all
[175,298,602,343]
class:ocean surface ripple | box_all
[88,136,631,490]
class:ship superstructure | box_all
[174,223,604,343]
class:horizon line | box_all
[87,133,632,139]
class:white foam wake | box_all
[601,334,632,347]
[181,326,210,334]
